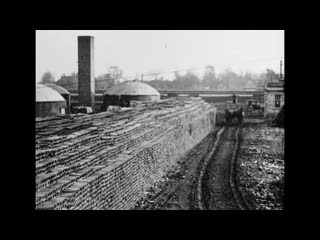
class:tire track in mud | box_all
[200,125,248,210]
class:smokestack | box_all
[78,36,95,110]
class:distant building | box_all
[264,79,284,117]
[217,83,226,90]
[44,84,71,113]
[36,84,66,118]
[244,80,257,91]
[103,81,160,109]
[56,75,78,92]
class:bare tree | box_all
[95,73,114,90]
[172,71,201,90]
[108,66,123,84]
[41,71,55,84]
[266,68,278,82]
[202,65,218,89]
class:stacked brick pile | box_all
[36,98,216,210]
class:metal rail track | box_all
[197,125,249,210]
[229,127,249,210]
[197,126,225,210]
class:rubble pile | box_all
[237,126,284,210]
[36,98,216,210]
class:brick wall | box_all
[36,98,216,210]
[264,91,284,117]
[36,101,67,118]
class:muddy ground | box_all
[201,126,241,210]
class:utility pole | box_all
[280,60,283,79]
[141,73,143,81]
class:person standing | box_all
[232,93,237,104]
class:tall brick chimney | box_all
[78,36,95,110]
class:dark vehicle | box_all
[246,100,264,118]
[225,103,243,124]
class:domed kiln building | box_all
[44,83,71,113]
[103,81,160,108]
[36,83,67,118]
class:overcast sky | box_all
[36,30,284,82]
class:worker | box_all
[118,95,121,106]
[232,93,237,104]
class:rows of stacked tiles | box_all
[36,98,216,209]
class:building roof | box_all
[244,80,256,89]
[105,81,160,96]
[265,87,284,92]
[44,83,70,95]
[266,82,284,88]
[265,81,284,92]
[36,84,65,102]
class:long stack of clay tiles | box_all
[36,98,216,210]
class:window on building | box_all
[275,95,281,108]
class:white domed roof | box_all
[36,84,65,102]
[105,81,160,96]
[44,83,70,95]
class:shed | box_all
[264,81,285,117]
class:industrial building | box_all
[264,79,284,117]
[44,83,71,113]
[263,60,285,118]
[103,81,160,108]
[36,84,67,118]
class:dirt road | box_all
[134,125,246,210]
[134,127,222,210]
[201,126,246,210]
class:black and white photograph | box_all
[35,30,284,210]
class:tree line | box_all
[39,65,281,92]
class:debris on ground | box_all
[237,125,284,210]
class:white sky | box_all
[36,30,284,82]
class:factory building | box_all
[103,81,160,109]
[36,84,67,118]
[264,61,285,118]
[44,83,71,113]
[264,80,284,118]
